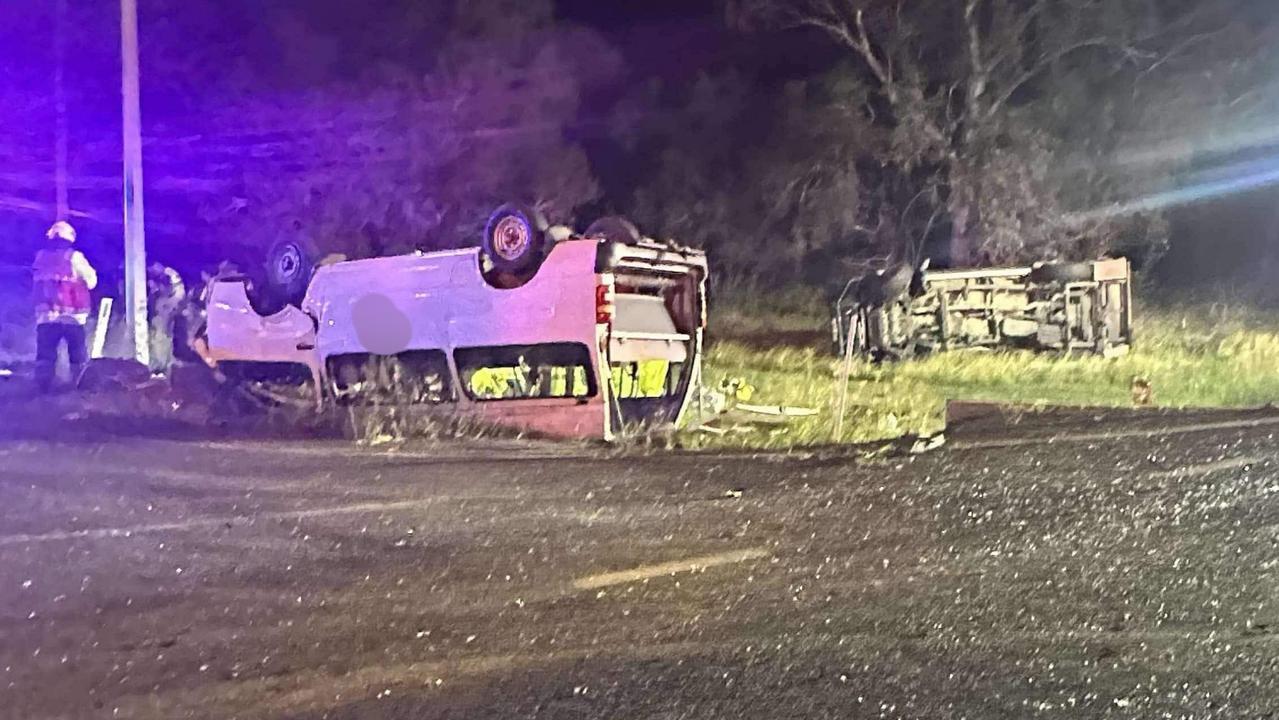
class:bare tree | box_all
[734,0,1217,266]
[624,72,878,285]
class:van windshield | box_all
[455,343,597,401]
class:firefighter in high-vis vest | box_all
[32,221,98,392]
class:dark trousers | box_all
[36,322,87,392]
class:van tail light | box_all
[596,281,615,325]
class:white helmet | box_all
[46,221,77,243]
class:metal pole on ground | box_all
[834,312,859,442]
[121,0,149,365]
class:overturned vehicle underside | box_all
[833,259,1134,360]
[199,206,708,441]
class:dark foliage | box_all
[1,0,1276,289]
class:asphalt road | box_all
[3,410,1279,719]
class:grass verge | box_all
[694,300,1279,449]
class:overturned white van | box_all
[202,206,708,441]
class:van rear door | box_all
[602,242,707,428]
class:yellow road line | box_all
[572,548,769,591]
[1151,455,1268,479]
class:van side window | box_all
[455,343,597,401]
[611,361,686,399]
[327,350,455,406]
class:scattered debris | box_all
[168,363,222,406]
[693,399,819,436]
[691,379,818,438]
[735,404,819,419]
[719,377,756,403]
[78,358,152,393]
[1131,375,1154,406]
[239,382,315,409]
[909,433,946,454]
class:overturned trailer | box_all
[833,258,1133,360]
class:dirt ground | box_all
[3,396,1279,719]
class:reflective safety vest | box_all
[33,247,96,325]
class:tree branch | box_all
[852,9,894,88]
[964,0,987,110]
[983,0,1049,77]
[790,5,895,97]
[1136,24,1232,83]
[985,37,1150,119]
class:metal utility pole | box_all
[121,0,149,365]
[54,0,69,219]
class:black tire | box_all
[244,271,284,316]
[585,216,642,245]
[247,237,317,313]
[854,271,883,306]
[880,264,915,301]
[483,204,549,275]
[265,237,317,302]
[1030,262,1093,284]
[856,265,914,307]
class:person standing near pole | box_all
[146,262,185,374]
[32,221,97,393]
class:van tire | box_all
[483,204,549,276]
[585,216,642,246]
[856,264,913,307]
[248,237,318,313]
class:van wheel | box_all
[483,204,549,276]
[585,216,642,245]
[249,237,318,312]
[267,237,317,301]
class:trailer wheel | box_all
[1030,262,1092,284]
[585,216,642,246]
[856,264,914,307]
[483,204,549,276]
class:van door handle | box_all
[297,342,315,351]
